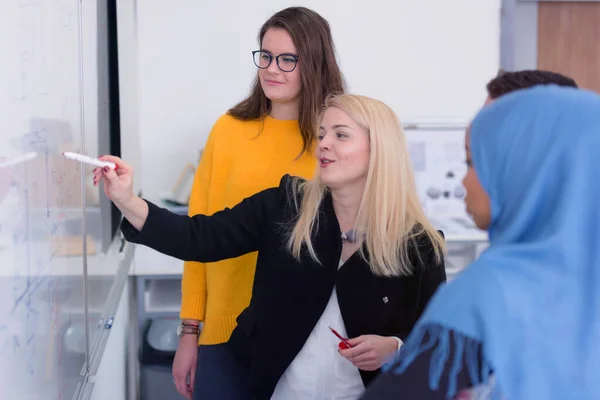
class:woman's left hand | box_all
[338,335,399,371]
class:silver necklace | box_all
[341,229,357,243]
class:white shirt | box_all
[271,260,365,400]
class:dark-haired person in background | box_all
[485,69,578,105]
[173,7,346,400]
[360,70,579,400]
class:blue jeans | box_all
[193,343,253,400]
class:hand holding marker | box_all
[63,152,117,170]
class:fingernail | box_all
[103,167,109,172]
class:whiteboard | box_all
[0,1,121,399]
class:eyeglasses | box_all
[252,50,299,73]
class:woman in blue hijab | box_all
[361,85,600,399]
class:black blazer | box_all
[121,175,446,400]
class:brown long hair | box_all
[228,7,346,155]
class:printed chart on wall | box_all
[0,1,89,399]
[404,124,482,236]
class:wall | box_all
[515,2,538,70]
[131,0,501,200]
[89,280,130,400]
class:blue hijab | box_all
[387,85,600,399]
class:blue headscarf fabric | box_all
[387,85,600,399]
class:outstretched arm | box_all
[94,156,278,263]
[116,195,149,232]
[120,193,274,262]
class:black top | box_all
[121,175,447,400]
[360,330,484,400]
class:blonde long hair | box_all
[287,94,446,277]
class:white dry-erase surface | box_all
[0,2,126,399]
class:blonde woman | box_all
[93,94,447,400]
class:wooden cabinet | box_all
[531,1,600,93]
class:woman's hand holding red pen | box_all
[338,335,399,371]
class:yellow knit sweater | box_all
[181,113,316,345]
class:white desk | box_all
[132,245,183,276]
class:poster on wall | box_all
[404,123,485,239]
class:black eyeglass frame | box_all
[252,50,300,73]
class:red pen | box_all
[329,326,353,349]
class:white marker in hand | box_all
[63,152,117,170]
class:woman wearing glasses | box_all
[172,7,346,400]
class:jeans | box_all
[193,343,253,400]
